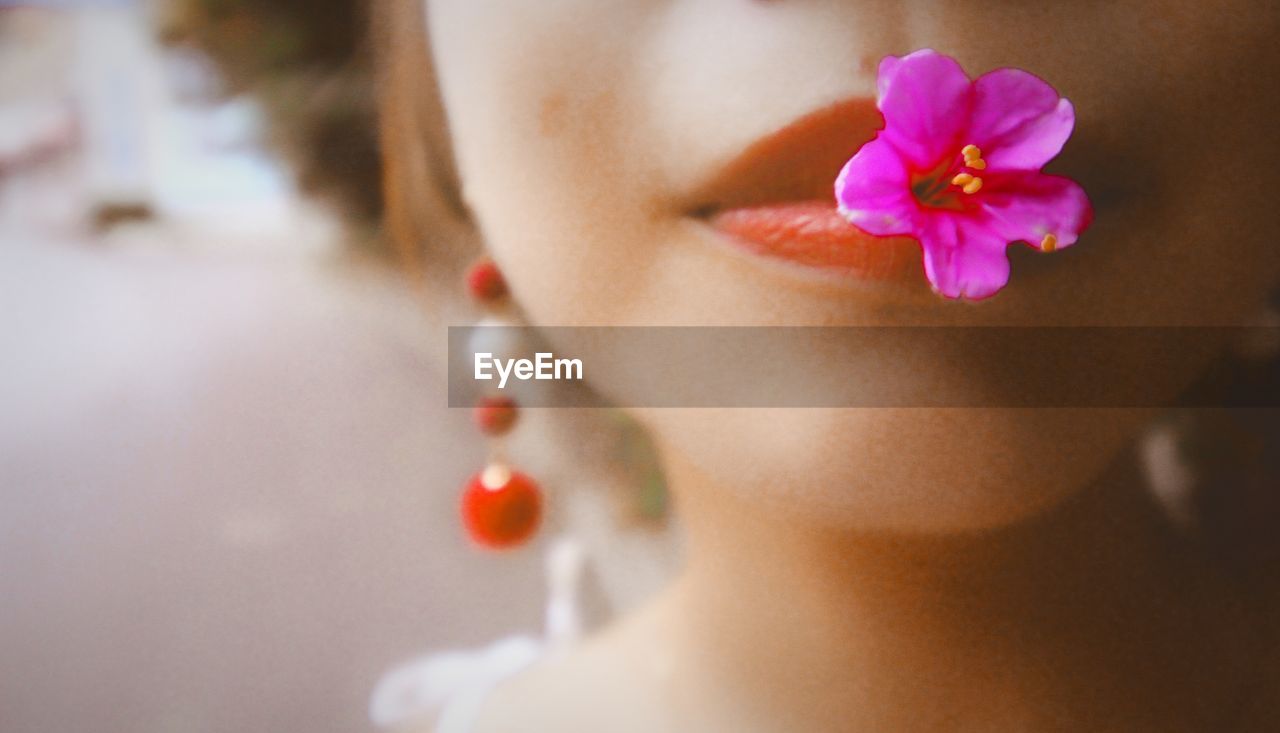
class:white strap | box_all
[369,534,589,731]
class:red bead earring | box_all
[461,257,543,549]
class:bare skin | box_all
[381,1,1280,729]
[472,446,1277,732]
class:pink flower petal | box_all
[833,50,1092,299]
[967,68,1075,172]
[919,214,1011,300]
[979,172,1093,249]
[834,137,919,237]
[877,50,973,171]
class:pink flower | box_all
[835,49,1092,300]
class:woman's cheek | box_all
[430,1,664,327]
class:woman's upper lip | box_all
[685,96,884,215]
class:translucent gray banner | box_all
[448,327,1280,408]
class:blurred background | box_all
[0,2,568,730]
[9,2,1277,731]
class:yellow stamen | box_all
[967,158,987,170]
[962,177,983,195]
[951,173,975,187]
[962,144,982,160]
[1041,233,1058,252]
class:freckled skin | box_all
[428,0,1280,529]
[413,1,1280,730]
[538,93,568,138]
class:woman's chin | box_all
[644,406,1150,534]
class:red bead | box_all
[465,258,507,302]
[473,395,519,436]
[461,466,542,549]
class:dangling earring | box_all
[460,257,543,550]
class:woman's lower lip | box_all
[705,201,918,280]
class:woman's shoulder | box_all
[371,635,547,733]
[373,536,609,732]
[470,598,680,733]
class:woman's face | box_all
[426,1,1280,530]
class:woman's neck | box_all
[652,447,1262,732]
